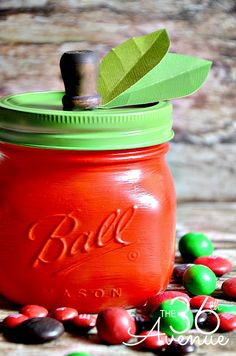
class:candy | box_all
[191,309,208,329]
[190,295,218,310]
[173,264,193,280]
[183,265,217,296]
[165,340,197,355]
[9,317,64,344]
[142,291,190,315]
[216,303,236,315]
[65,353,92,356]
[208,313,236,332]
[194,256,232,276]
[67,314,97,334]
[179,232,214,261]
[133,315,152,334]
[50,307,78,322]
[96,307,136,345]
[151,299,193,337]
[20,305,48,318]
[138,330,168,350]
[222,277,236,299]
[2,314,28,328]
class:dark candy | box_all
[173,264,193,280]
[191,309,208,329]
[133,315,152,334]
[165,340,197,355]
[9,317,64,344]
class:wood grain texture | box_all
[0,0,235,201]
[169,143,236,202]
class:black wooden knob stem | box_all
[60,50,101,110]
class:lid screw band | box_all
[60,50,101,110]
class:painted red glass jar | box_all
[0,91,175,312]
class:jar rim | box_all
[1,142,170,165]
[0,91,174,150]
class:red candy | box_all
[50,307,78,322]
[222,277,236,299]
[209,313,236,332]
[190,295,218,310]
[3,313,28,328]
[194,256,232,276]
[142,291,190,315]
[96,307,136,345]
[139,330,168,350]
[71,314,96,330]
[20,304,48,318]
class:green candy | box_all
[216,304,236,315]
[65,353,92,356]
[151,299,193,337]
[179,232,214,261]
[183,264,217,295]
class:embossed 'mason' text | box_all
[29,206,137,269]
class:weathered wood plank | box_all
[169,148,236,202]
[176,202,236,233]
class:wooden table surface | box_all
[0,203,235,356]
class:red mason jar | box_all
[0,91,175,312]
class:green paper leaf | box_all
[98,29,170,104]
[102,53,212,108]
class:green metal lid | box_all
[0,91,173,150]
